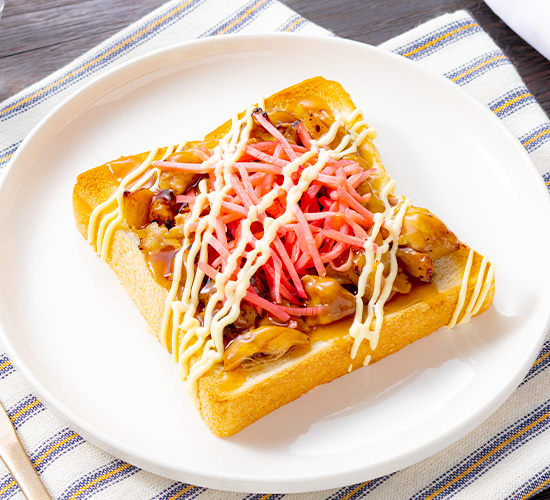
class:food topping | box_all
[149,189,177,227]
[396,247,434,282]
[88,93,471,403]
[399,207,460,260]
[448,250,495,328]
[123,188,154,229]
[301,275,356,327]
[223,325,309,371]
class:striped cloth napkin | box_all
[1,1,550,499]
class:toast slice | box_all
[73,77,495,437]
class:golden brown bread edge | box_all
[72,77,495,437]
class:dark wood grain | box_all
[2,0,550,116]
[0,0,168,100]
[1,1,549,498]
[285,0,550,118]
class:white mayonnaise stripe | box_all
[160,247,184,349]
[349,197,411,362]
[88,148,159,254]
[471,263,495,316]
[95,210,119,256]
[372,199,411,348]
[446,248,495,329]
[171,107,259,396]
[349,178,398,358]
[88,142,184,348]
[455,255,495,326]
[88,99,492,407]
[185,142,328,398]
[136,144,175,193]
[447,248,474,328]
[460,255,488,323]
[177,108,378,402]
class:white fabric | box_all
[485,0,550,61]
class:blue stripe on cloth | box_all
[393,18,482,61]
[0,474,20,500]
[410,400,550,499]
[443,50,510,86]
[544,172,550,190]
[278,13,307,32]
[0,0,205,124]
[148,482,205,500]
[505,464,550,499]
[31,428,85,474]
[244,495,285,500]
[0,141,22,169]
[58,459,139,500]
[8,394,45,430]
[489,86,535,120]
[519,123,550,154]
[521,339,550,386]
[199,0,275,37]
[325,475,394,499]
[242,493,285,500]
[0,352,15,379]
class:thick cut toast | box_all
[73,77,495,437]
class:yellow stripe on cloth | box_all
[423,409,550,500]
[168,484,197,500]
[449,54,508,82]
[493,92,532,115]
[283,17,304,32]
[523,128,550,148]
[34,432,80,467]
[339,481,370,500]
[402,22,478,58]
[10,399,40,421]
[0,152,14,164]
[216,0,270,35]
[67,463,133,500]
[533,349,550,367]
[521,476,550,500]
[0,359,12,370]
[0,480,17,496]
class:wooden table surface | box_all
[1,1,549,498]
[2,0,550,114]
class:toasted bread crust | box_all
[198,246,493,436]
[74,163,169,339]
[73,77,495,437]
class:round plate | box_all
[0,34,549,493]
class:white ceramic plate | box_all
[1,34,549,493]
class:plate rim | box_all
[1,32,550,493]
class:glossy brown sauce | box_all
[214,280,436,393]
[147,247,179,284]
[113,105,450,389]
[107,155,147,182]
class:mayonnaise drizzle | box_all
[447,249,495,328]
[349,182,412,365]
[164,104,383,404]
[89,102,402,403]
[88,148,160,258]
[89,98,490,405]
